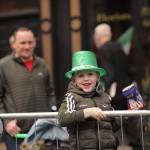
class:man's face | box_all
[13,31,36,60]
[94,33,112,50]
[94,34,102,49]
[74,71,100,93]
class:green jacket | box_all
[58,82,124,150]
[0,53,56,132]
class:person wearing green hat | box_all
[58,51,143,150]
[65,50,106,79]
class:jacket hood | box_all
[67,81,104,98]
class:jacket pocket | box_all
[99,130,119,149]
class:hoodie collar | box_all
[11,52,39,67]
[67,81,104,98]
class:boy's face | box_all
[74,71,100,93]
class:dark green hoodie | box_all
[58,82,124,150]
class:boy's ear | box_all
[71,76,75,82]
[97,73,100,81]
[72,77,77,86]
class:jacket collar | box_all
[11,52,39,67]
[67,81,104,98]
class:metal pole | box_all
[97,121,101,150]
[140,115,145,150]
[104,110,150,117]
[55,118,59,150]
[0,112,58,119]
[33,118,37,144]
[0,111,150,119]
[120,116,124,150]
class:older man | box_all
[0,27,56,149]
[94,23,132,109]
[94,23,142,150]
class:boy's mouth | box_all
[82,83,91,86]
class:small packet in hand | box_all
[122,84,146,110]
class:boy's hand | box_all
[132,101,143,110]
[84,107,106,121]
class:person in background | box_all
[94,23,132,110]
[0,27,56,150]
[93,23,143,150]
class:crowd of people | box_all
[0,24,149,150]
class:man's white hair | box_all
[94,23,111,37]
[9,35,14,44]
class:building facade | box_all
[0,0,149,105]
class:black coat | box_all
[99,41,132,110]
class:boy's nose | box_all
[83,75,89,80]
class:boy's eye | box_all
[78,74,84,78]
[88,73,94,76]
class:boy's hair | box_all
[71,71,100,81]
[13,27,35,40]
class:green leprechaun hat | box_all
[65,50,106,79]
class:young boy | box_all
[58,51,143,150]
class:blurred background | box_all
[0,0,149,108]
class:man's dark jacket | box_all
[99,41,132,110]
